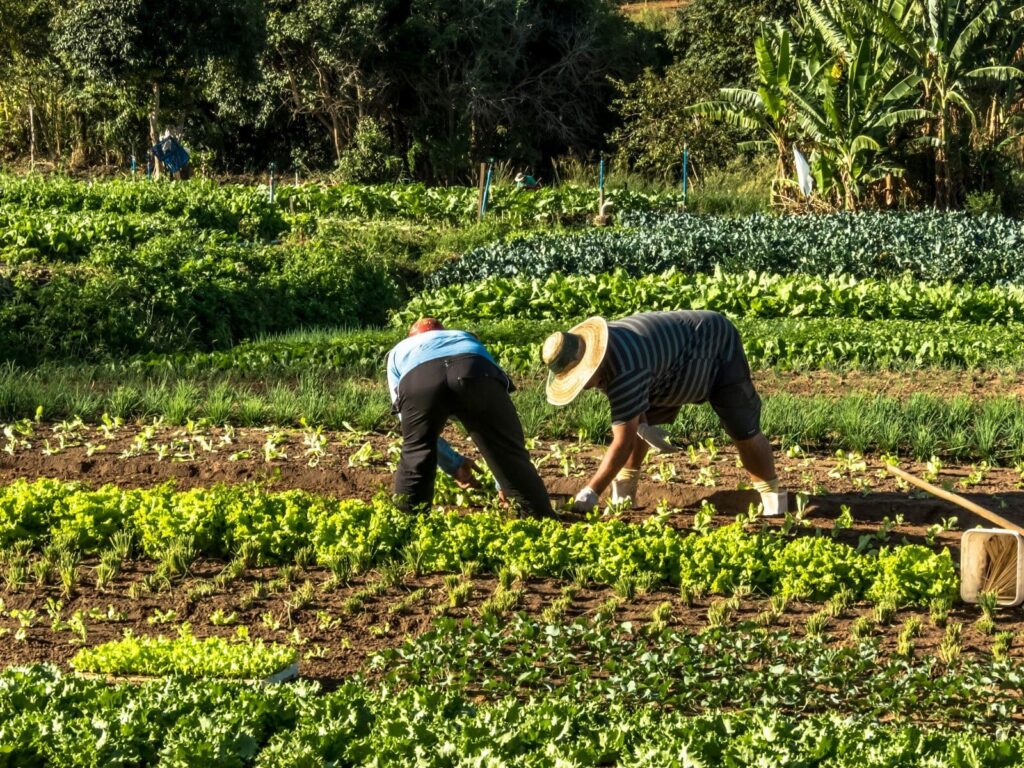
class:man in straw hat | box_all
[542,310,786,516]
[387,317,552,516]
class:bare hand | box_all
[453,458,482,489]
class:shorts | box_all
[644,350,762,442]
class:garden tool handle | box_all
[885,464,1024,535]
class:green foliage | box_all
[70,627,295,680]
[431,211,1024,286]
[0,478,954,604]
[867,546,959,607]
[400,268,1024,326]
[678,523,780,594]
[773,536,872,601]
[335,117,403,183]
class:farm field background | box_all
[4,175,1024,764]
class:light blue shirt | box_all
[386,330,495,477]
[386,330,494,403]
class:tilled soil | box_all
[3,421,1024,684]
[2,560,1022,687]
[3,423,1024,559]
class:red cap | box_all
[408,317,444,336]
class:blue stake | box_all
[682,145,689,208]
[480,161,494,218]
[269,162,276,204]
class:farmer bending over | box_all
[387,318,552,516]
[542,311,786,516]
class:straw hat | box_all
[542,317,609,406]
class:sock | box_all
[752,478,779,494]
[616,468,640,481]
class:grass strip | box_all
[4,368,1024,462]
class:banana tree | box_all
[790,0,927,208]
[857,0,1024,206]
[688,23,799,180]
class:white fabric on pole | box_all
[793,146,813,197]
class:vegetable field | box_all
[3,176,1024,765]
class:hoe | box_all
[887,463,1024,607]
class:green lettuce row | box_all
[398,269,1024,326]
[0,479,957,606]
[275,182,681,223]
[374,615,1023,726]
[70,628,295,680]
[0,175,288,243]
[430,210,1024,286]
[125,317,1024,376]
[1,665,1022,766]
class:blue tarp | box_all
[151,135,190,174]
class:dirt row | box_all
[3,423,1024,557]
[0,559,1019,687]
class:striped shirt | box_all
[602,311,740,424]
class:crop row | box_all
[376,615,1021,726]
[0,176,287,244]
[399,269,1024,325]
[129,318,1024,376]
[1,663,1022,766]
[430,211,1024,286]
[277,182,680,224]
[0,480,955,605]
[70,627,295,680]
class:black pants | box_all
[394,354,552,516]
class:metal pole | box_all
[477,162,487,222]
[269,162,276,204]
[599,155,605,211]
[682,145,689,210]
[480,160,494,218]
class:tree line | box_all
[1,0,1022,209]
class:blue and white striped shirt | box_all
[602,311,739,424]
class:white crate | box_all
[960,528,1024,607]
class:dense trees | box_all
[1,0,655,180]
[0,0,1021,207]
[687,0,1024,209]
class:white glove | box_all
[610,468,639,506]
[573,487,599,513]
[637,423,676,453]
[760,490,787,517]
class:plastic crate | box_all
[960,528,1024,607]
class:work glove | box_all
[759,490,788,517]
[573,487,599,513]
[637,423,676,453]
[610,467,639,507]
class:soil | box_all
[751,368,1024,400]
[3,421,1024,686]
[3,422,1024,560]
[1,561,1019,688]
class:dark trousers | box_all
[394,354,552,516]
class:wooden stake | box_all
[885,464,1024,534]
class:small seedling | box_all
[929,596,951,627]
[897,617,921,657]
[992,631,1014,661]
[938,622,963,665]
